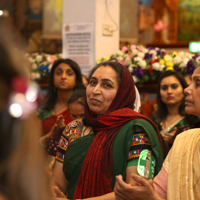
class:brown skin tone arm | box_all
[51,161,68,198]
[53,166,139,200]
[114,174,162,200]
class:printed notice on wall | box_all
[62,23,94,76]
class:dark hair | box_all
[43,58,85,110]
[67,89,86,107]
[155,70,188,123]
[88,61,123,85]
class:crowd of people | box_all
[1,27,200,200]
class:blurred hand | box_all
[57,115,65,128]
[52,185,66,198]
[163,127,177,145]
[40,115,66,147]
[114,174,161,200]
[49,115,65,138]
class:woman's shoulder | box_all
[176,128,200,141]
[37,107,52,120]
[172,116,186,129]
[66,119,83,128]
[149,113,160,125]
[150,113,156,121]
[122,118,162,143]
[118,118,156,139]
[125,118,155,129]
[62,119,84,138]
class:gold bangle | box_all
[39,137,48,147]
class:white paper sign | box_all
[62,23,94,76]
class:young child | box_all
[68,89,86,120]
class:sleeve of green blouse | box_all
[127,125,152,167]
[37,107,52,121]
[37,107,44,119]
[55,119,83,163]
[55,124,71,163]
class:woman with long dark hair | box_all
[38,58,84,168]
[150,70,189,147]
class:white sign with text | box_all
[62,23,94,76]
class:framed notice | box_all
[62,23,94,76]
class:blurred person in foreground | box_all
[0,29,51,200]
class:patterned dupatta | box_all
[73,63,163,199]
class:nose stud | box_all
[100,75,102,77]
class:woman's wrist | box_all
[42,131,53,146]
